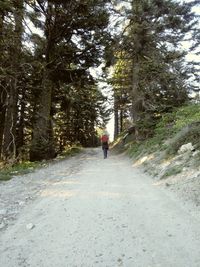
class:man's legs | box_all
[103,148,108,159]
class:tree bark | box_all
[120,108,123,133]
[130,0,141,123]
[0,12,6,158]
[30,2,56,161]
[30,70,55,161]
[2,0,24,160]
[2,78,18,159]
[17,87,26,152]
[131,59,140,122]
[0,12,3,38]
[114,93,119,139]
[0,88,6,158]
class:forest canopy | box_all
[108,0,200,138]
[0,0,199,162]
[0,0,112,161]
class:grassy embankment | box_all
[115,104,200,178]
[0,146,82,182]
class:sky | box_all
[106,114,115,141]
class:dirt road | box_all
[1,148,200,267]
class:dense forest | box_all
[110,0,200,139]
[0,0,112,161]
[0,0,199,163]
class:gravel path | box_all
[1,148,200,267]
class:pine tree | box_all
[0,0,24,160]
[109,0,199,137]
[28,0,110,160]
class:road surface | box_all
[0,148,200,267]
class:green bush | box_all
[0,145,82,182]
[59,146,82,157]
[0,161,42,181]
[128,103,200,158]
[161,166,183,179]
[166,122,200,156]
[155,104,200,137]
[173,104,200,132]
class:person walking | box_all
[101,130,109,159]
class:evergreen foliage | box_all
[0,0,111,162]
[0,0,199,163]
[108,0,200,137]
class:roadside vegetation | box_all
[0,1,199,182]
[0,145,82,182]
[0,161,42,182]
[113,103,200,180]
[127,103,200,158]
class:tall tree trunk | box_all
[0,13,6,158]
[30,2,56,161]
[130,0,140,123]
[120,108,123,133]
[0,12,3,37]
[2,78,18,159]
[114,93,119,139]
[17,87,26,153]
[2,0,24,160]
[131,59,140,122]
[0,88,6,158]
[30,70,55,161]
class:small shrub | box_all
[173,104,200,132]
[127,104,200,159]
[59,146,82,157]
[165,122,200,156]
[0,161,41,181]
[161,166,183,179]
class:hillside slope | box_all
[114,104,200,206]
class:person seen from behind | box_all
[101,129,109,159]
